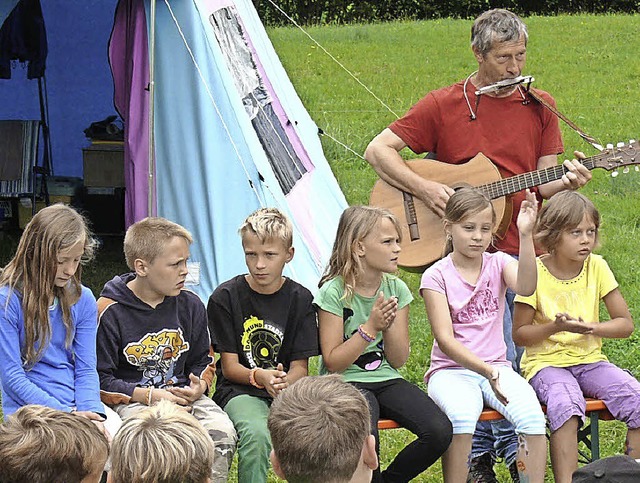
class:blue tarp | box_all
[0,0,117,178]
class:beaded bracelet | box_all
[249,368,265,389]
[357,324,376,343]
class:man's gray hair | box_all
[471,9,528,56]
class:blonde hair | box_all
[534,191,600,252]
[442,188,496,256]
[124,217,193,269]
[109,400,214,483]
[319,205,402,300]
[0,204,96,366]
[238,207,293,249]
[268,375,371,483]
[0,405,108,483]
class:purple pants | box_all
[530,361,640,432]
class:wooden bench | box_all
[378,398,613,462]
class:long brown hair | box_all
[319,205,401,301]
[0,204,96,367]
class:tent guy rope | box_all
[264,0,399,119]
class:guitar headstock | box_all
[591,140,638,172]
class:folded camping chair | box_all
[0,120,43,213]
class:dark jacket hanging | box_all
[0,0,47,79]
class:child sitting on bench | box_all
[513,191,640,483]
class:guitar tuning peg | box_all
[611,170,619,178]
[623,167,630,174]
[617,142,625,148]
[606,143,614,150]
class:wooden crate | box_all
[82,142,124,187]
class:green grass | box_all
[263,13,640,482]
[1,13,639,483]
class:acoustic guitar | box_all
[369,141,638,272]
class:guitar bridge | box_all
[402,191,420,241]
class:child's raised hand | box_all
[369,292,398,332]
[516,189,538,236]
[553,313,594,334]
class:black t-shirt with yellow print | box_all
[207,275,319,408]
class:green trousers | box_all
[224,394,272,483]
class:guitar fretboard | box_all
[478,157,598,200]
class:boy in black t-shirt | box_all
[208,207,319,483]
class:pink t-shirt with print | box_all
[421,251,513,381]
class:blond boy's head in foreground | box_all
[108,400,215,483]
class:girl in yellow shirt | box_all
[513,191,640,483]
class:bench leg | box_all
[590,411,600,461]
[576,410,600,463]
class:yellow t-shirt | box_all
[515,254,617,381]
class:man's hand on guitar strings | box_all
[419,179,455,218]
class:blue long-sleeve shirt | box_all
[0,285,104,416]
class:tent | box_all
[0,0,347,300]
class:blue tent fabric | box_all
[0,0,346,300]
[0,1,119,179]
[150,0,346,299]
[0,1,19,26]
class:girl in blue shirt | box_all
[0,204,109,437]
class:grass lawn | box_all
[1,13,639,483]
[264,13,640,482]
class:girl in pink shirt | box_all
[421,188,546,483]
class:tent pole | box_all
[147,0,157,216]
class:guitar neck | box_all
[479,157,598,200]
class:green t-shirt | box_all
[314,274,413,383]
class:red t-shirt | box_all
[389,80,564,255]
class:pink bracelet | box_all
[357,324,375,343]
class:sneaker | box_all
[508,461,520,483]
[467,453,497,483]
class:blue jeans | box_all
[471,287,520,466]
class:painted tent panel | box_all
[150,0,346,299]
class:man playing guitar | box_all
[364,8,591,483]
